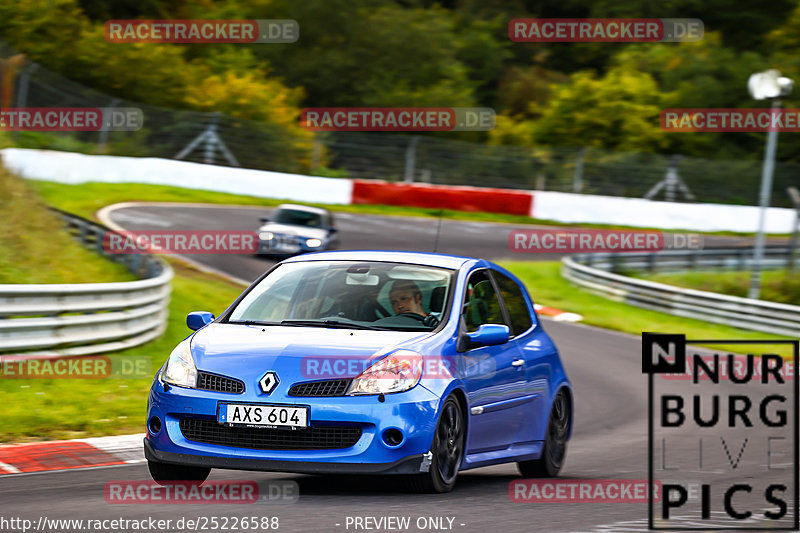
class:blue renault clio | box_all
[144,250,572,493]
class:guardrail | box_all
[0,210,172,356]
[562,251,800,337]
[578,246,795,274]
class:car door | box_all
[460,269,528,453]
[491,269,550,446]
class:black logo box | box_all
[643,333,799,531]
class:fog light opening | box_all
[149,416,162,434]
[383,428,404,447]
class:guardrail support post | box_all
[94,227,106,255]
[404,136,420,183]
[572,148,587,193]
[310,134,323,174]
[610,254,621,273]
[644,155,695,202]
[97,98,120,152]
[788,186,800,271]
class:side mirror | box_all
[187,311,215,331]
[259,217,270,223]
[328,227,338,234]
[466,324,510,347]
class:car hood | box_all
[190,323,429,380]
[258,223,328,239]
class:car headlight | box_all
[348,350,422,395]
[305,238,323,248]
[162,339,197,388]
[259,231,274,241]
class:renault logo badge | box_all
[259,371,279,394]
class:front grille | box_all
[180,418,362,450]
[277,235,299,245]
[288,379,351,397]
[197,372,244,394]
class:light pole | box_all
[747,70,793,300]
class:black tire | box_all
[147,460,210,486]
[518,389,570,478]
[406,395,465,493]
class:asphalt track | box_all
[1,205,794,533]
[102,204,769,284]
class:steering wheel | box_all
[396,312,426,322]
[423,315,440,328]
[396,312,440,328]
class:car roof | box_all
[276,204,330,215]
[281,250,475,269]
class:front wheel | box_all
[518,389,570,478]
[148,460,210,486]
[406,395,464,493]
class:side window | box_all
[492,271,533,336]
[461,270,504,333]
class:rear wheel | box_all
[518,389,570,478]
[406,395,464,493]
[147,460,210,486]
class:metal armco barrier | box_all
[562,252,800,337]
[0,210,172,356]
[576,246,794,273]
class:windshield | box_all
[227,261,453,331]
[272,209,324,228]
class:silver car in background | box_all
[256,204,339,256]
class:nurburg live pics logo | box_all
[642,333,799,530]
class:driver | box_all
[389,280,428,317]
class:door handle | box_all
[511,359,524,367]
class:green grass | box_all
[500,261,797,359]
[28,180,786,236]
[0,261,243,442]
[0,170,245,441]
[634,269,800,306]
[26,179,584,226]
[0,169,136,284]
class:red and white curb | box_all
[0,433,144,475]
[534,304,583,323]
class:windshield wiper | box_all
[228,320,279,326]
[279,319,389,331]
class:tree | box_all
[531,66,666,152]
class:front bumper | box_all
[144,439,430,475]
[256,236,326,255]
[146,377,441,474]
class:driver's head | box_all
[389,280,426,316]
